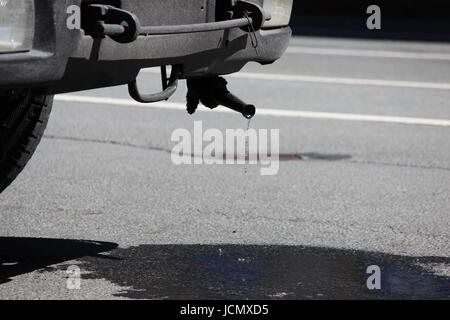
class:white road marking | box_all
[55,95,450,127]
[142,69,450,90]
[225,72,450,90]
[286,46,450,61]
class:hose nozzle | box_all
[186,76,256,119]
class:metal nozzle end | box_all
[243,105,256,119]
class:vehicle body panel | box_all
[0,0,291,94]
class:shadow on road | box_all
[0,237,118,285]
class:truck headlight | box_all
[263,0,293,28]
[0,0,34,53]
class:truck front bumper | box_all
[0,0,291,94]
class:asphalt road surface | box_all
[1,36,449,300]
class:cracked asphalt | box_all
[0,36,449,299]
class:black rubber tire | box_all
[0,93,53,193]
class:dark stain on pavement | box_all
[299,153,352,161]
[277,153,352,162]
[220,153,351,162]
[43,136,352,163]
[77,244,449,300]
[1,238,448,299]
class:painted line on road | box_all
[286,46,450,61]
[142,69,450,90]
[225,72,450,90]
[55,95,450,127]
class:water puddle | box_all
[2,238,448,299]
[74,244,450,300]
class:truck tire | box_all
[0,92,53,193]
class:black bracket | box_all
[82,4,140,43]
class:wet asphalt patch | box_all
[1,238,448,300]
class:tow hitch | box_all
[130,69,257,119]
